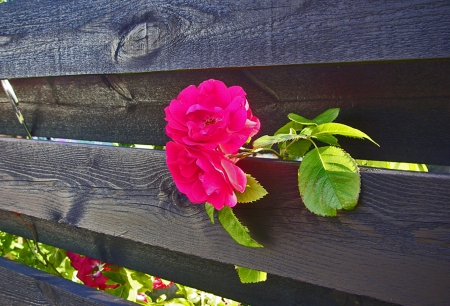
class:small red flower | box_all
[137,292,148,303]
[67,251,118,290]
[152,277,174,290]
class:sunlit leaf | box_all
[288,113,317,125]
[314,134,340,147]
[103,271,125,284]
[253,134,307,149]
[356,159,428,172]
[147,284,179,303]
[236,174,268,203]
[289,108,340,126]
[205,203,215,224]
[217,206,263,248]
[52,249,66,268]
[298,146,360,216]
[275,121,303,135]
[121,267,143,290]
[285,139,312,159]
[276,122,305,153]
[309,123,379,146]
[235,265,267,283]
[312,108,340,124]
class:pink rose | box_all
[165,79,260,154]
[166,141,247,209]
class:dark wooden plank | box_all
[1,0,449,78]
[0,256,135,306]
[1,61,449,165]
[0,138,449,306]
[0,214,400,306]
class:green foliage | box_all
[235,266,267,283]
[252,133,307,149]
[0,231,77,280]
[356,159,428,172]
[205,203,215,224]
[307,123,379,146]
[0,230,242,305]
[217,206,263,248]
[235,174,268,203]
[299,146,360,216]
[288,108,340,125]
[252,108,378,217]
[207,174,266,248]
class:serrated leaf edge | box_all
[236,174,268,203]
[298,146,361,217]
[252,134,307,149]
[235,265,268,283]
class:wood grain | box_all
[0,256,135,306]
[1,0,449,78]
[0,138,448,306]
[0,214,398,306]
[1,61,449,166]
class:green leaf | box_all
[309,123,379,146]
[356,159,428,172]
[284,139,312,159]
[147,284,179,303]
[217,206,263,248]
[52,249,66,268]
[235,266,267,283]
[289,108,340,126]
[102,271,125,284]
[236,174,268,203]
[108,285,125,297]
[299,126,313,137]
[275,121,303,135]
[312,108,340,124]
[121,268,143,290]
[275,122,305,154]
[288,113,317,125]
[314,134,340,147]
[253,134,307,149]
[298,146,360,216]
[205,203,215,224]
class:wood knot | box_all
[158,177,204,218]
[114,10,184,64]
[158,177,193,209]
[170,189,191,208]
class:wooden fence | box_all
[1,0,449,305]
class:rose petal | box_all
[198,79,231,109]
[165,142,247,208]
[221,159,247,193]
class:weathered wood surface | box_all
[1,0,450,78]
[0,138,448,306]
[0,214,399,306]
[0,256,135,306]
[1,61,449,166]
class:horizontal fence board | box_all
[0,0,449,78]
[0,213,396,306]
[0,257,134,306]
[0,138,449,306]
[1,61,449,166]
